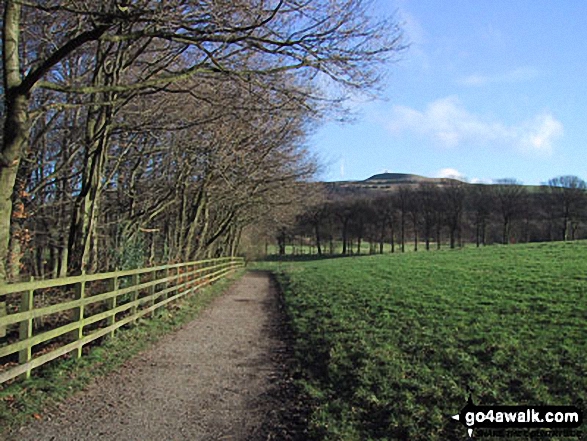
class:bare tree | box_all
[418,183,439,250]
[332,197,355,255]
[547,175,586,241]
[294,194,328,255]
[1,0,405,280]
[492,179,526,244]
[442,180,466,249]
[369,195,393,254]
[407,188,420,252]
[396,185,410,253]
[468,184,493,247]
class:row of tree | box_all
[278,176,587,255]
[1,0,404,281]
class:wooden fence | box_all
[0,257,244,385]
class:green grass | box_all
[0,270,244,435]
[269,242,586,440]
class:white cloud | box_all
[385,96,563,155]
[436,168,467,180]
[470,177,493,184]
[460,67,539,87]
[519,114,564,154]
[434,169,494,183]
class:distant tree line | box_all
[277,176,587,255]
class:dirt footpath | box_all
[10,271,305,441]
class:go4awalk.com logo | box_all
[451,396,583,438]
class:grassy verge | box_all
[0,269,244,434]
[268,242,586,440]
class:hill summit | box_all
[365,173,427,183]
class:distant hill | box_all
[365,173,432,183]
[326,173,464,193]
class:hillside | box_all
[365,172,430,183]
[325,172,466,193]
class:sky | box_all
[310,0,587,185]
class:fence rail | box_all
[0,257,244,385]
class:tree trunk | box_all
[1,1,28,282]
[8,161,31,280]
[230,224,239,257]
[389,221,395,253]
[341,220,348,255]
[67,123,109,274]
[67,47,116,274]
[277,230,286,255]
[400,213,405,253]
[184,182,208,260]
[58,246,69,278]
[0,0,27,335]
[571,221,578,241]
[315,223,322,256]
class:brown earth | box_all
[9,271,308,441]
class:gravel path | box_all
[10,271,302,441]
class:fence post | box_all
[148,271,156,317]
[19,276,34,380]
[131,273,139,325]
[179,266,184,295]
[191,263,196,293]
[164,265,170,301]
[107,275,118,338]
[0,300,5,338]
[73,271,86,359]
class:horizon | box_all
[320,171,570,185]
[310,0,587,186]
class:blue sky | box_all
[310,0,587,184]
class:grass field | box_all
[269,242,587,440]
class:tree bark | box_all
[1,0,28,282]
[341,220,348,255]
[400,212,405,253]
[315,223,322,256]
